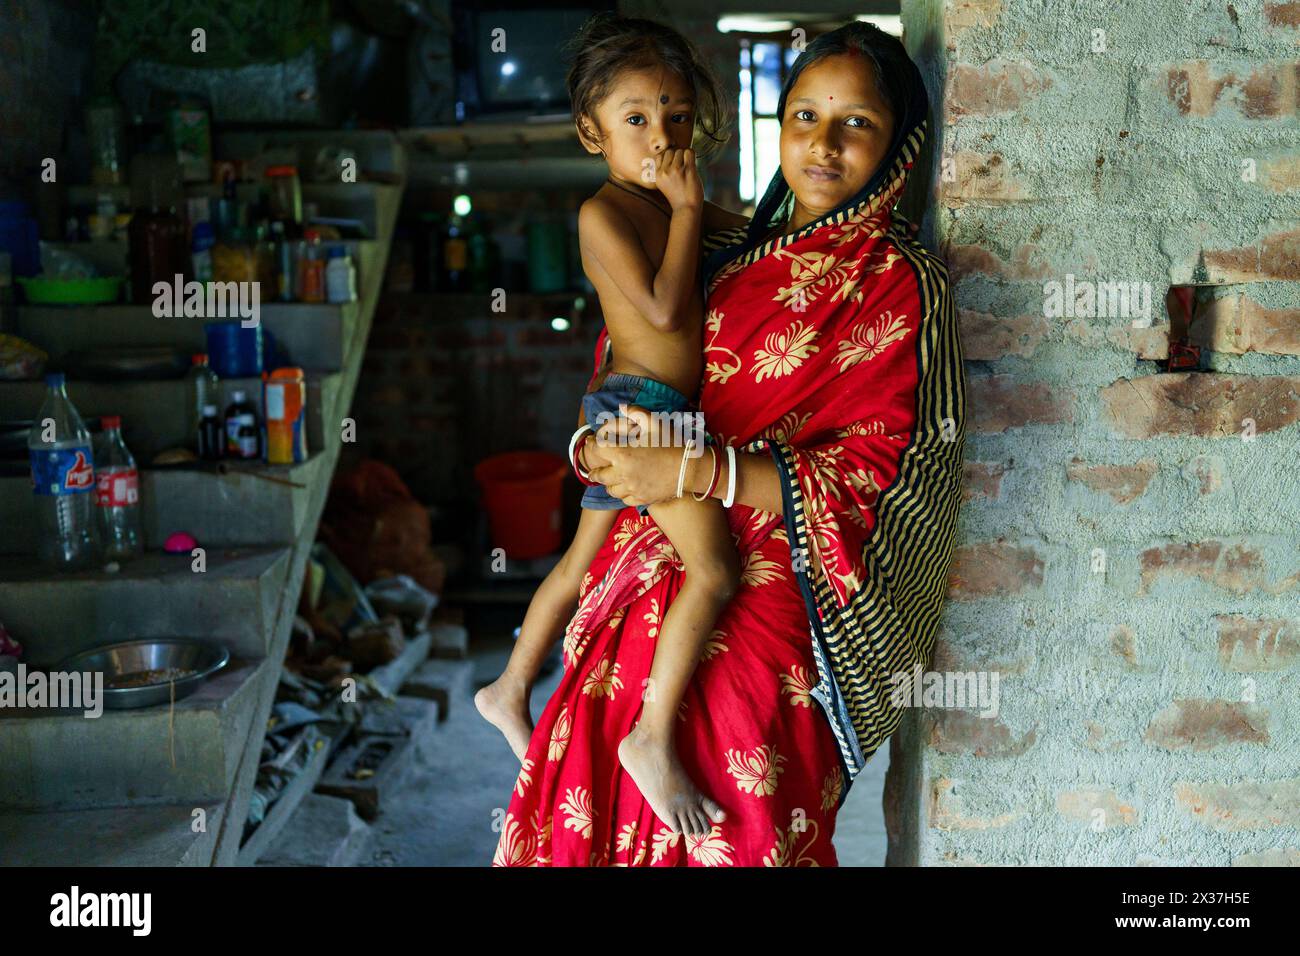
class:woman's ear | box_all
[575,114,606,157]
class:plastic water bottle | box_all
[93,415,142,561]
[28,373,99,570]
[185,353,219,451]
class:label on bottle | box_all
[237,429,259,459]
[227,414,253,454]
[30,447,95,496]
[265,384,285,421]
[96,467,139,507]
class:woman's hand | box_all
[583,405,687,507]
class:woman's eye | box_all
[795,109,816,122]
[846,116,871,129]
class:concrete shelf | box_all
[0,657,271,813]
[0,454,328,556]
[0,369,341,461]
[0,546,295,666]
[0,800,227,866]
[13,298,362,374]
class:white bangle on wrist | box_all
[675,439,697,498]
[722,445,738,508]
[569,423,594,479]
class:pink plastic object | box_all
[163,531,198,553]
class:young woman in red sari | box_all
[493,21,966,867]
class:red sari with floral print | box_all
[493,122,965,867]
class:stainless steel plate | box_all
[57,639,230,709]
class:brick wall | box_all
[888,0,1300,865]
[354,293,601,511]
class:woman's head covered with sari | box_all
[706,21,929,284]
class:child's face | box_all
[580,65,697,187]
[779,53,896,224]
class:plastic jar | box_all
[212,226,259,284]
[265,165,303,229]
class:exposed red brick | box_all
[970,375,1074,433]
[930,635,1032,676]
[927,709,1037,757]
[1138,539,1300,596]
[1164,61,1300,119]
[1260,152,1300,191]
[946,0,1005,35]
[960,309,1049,360]
[946,242,1054,283]
[1215,615,1300,671]
[1063,317,1169,360]
[1265,2,1300,27]
[1066,457,1157,503]
[1175,778,1300,830]
[1057,788,1138,826]
[942,151,1033,206]
[946,60,1053,120]
[1145,699,1269,749]
[929,778,1021,830]
[1182,454,1225,495]
[962,460,1009,501]
[1099,373,1300,438]
[1196,293,1300,355]
[948,540,1045,599]
[1204,227,1300,281]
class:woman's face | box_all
[779,53,896,230]
[580,65,696,188]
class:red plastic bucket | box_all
[474,451,570,559]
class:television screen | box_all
[457,4,609,116]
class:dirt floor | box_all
[360,608,888,867]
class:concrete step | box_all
[399,658,475,721]
[0,370,340,463]
[257,793,372,867]
[0,657,270,811]
[0,546,294,665]
[13,298,362,375]
[0,800,226,865]
[0,454,327,555]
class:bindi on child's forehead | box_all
[660,94,669,104]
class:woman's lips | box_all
[803,165,843,182]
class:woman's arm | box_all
[685,444,784,515]
[581,412,785,514]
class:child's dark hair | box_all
[564,12,730,159]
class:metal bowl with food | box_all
[57,638,230,709]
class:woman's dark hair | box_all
[749,21,929,239]
[565,12,730,158]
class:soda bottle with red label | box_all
[93,415,143,562]
[28,373,100,570]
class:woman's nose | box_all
[809,129,839,159]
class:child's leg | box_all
[617,495,740,835]
[476,507,618,761]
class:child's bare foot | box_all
[618,724,727,835]
[475,675,533,762]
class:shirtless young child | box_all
[476,13,748,837]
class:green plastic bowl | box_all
[17,275,123,305]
